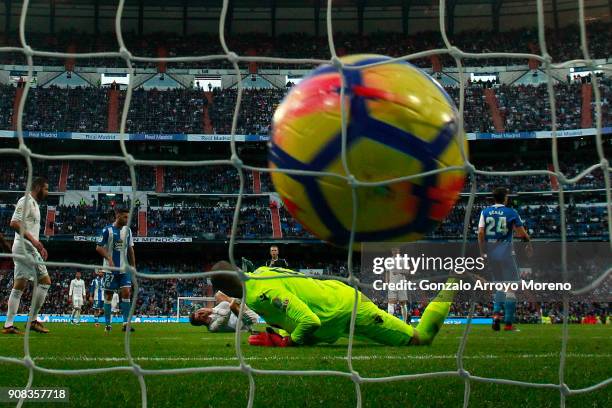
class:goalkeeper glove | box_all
[241,257,256,273]
[248,327,292,347]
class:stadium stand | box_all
[123,88,206,134]
[2,80,609,136]
[0,23,609,68]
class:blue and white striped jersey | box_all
[90,276,104,301]
[96,224,134,271]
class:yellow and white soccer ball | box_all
[268,54,467,248]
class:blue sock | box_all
[103,302,111,326]
[504,300,517,325]
[493,291,506,314]
[121,299,131,323]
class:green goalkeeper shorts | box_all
[353,299,414,346]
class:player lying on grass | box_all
[210,262,456,347]
[189,290,259,333]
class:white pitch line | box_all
[26,353,612,363]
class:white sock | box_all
[4,289,23,328]
[76,309,81,323]
[30,284,50,322]
[401,304,408,322]
[387,303,395,315]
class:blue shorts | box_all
[93,300,104,309]
[102,272,132,291]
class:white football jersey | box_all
[11,193,41,249]
[387,265,406,285]
[208,301,259,332]
[69,279,86,298]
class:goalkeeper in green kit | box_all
[210,262,456,347]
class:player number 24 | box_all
[485,216,507,235]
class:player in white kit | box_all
[189,291,259,332]
[69,271,86,325]
[111,292,120,315]
[386,247,410,322]
[2,177,51,334]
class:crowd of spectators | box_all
[163,166,273,194]
[467,156,608,192]
[596,77,611,129]
[0,205,20,238]
[2,194,606,241]
[279,206,310,238]
[0,85,16,129]
[22,85,108,132]
[0,157,160,216]
[0,155,608,241]
[1,22,609,68]
[51,203,139,236]
[67,160,155,191]
[0,158,61,191]
[208,88,285,135]
[123,88,206,134]
[2,80,608,136]
[496,82,583,132]
[147,200,272,239]
[164,166,241,194]
[0,158,604,195]
[446,85,494,133]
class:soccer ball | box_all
[268,54,467,248]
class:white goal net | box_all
[0,0,610,407]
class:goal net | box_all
[176,297,216,320]
[0,0,610,407]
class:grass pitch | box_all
[0,323,610,407]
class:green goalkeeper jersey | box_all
[244,266,363,345]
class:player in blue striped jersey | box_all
[89,270,105,327]
[478,187,532,332]
[95,208,136,334]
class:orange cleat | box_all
[2,326,23,335]
[30,321,50,334]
